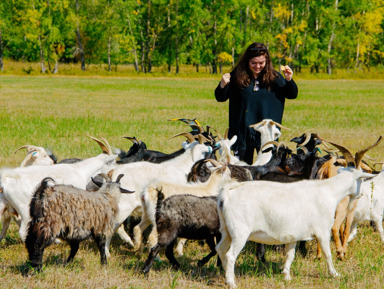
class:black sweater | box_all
[215,71,298,152]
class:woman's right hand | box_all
[220,73,231,88]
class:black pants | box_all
[236,147,255,165]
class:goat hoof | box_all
[336,252,345,261]
[142,267,150,275]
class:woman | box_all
[215,42,298,165]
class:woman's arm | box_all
[283,79,298,100]
[215,73,232,102]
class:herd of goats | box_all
[1,117,384,287]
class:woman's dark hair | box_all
[233,42,278,89]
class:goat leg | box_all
[165,239,180,270]
[256,243,266,263]
[142,243,165,274]
[94,235,108,265]
[297,240,308,258]
[66,240,80,264]
[197,237,217,267]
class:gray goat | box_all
[25,174,133,272]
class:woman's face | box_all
[249,55,266,77]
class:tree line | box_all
[0,0,383,74]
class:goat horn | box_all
[261,141,279,151]
[249,120,267,128]
[296,146,309,154]
[298,132,312,147]
[101,137,113,155]
[196,134,211,144]
[14,145,35,155]
[171,132,195,143]
[270,121,290,130]
[205,159,220,167]
[223,128,229,140]
[123,136,140,144]
[364,154,376,162]
[355,136,382,170]
[373,162,384,168]
[88,136,111,155]
[321,141,335,151]
[99,173,111,182]
[115,174,125,183]
[315,134,355,167]
[187,124,205,134]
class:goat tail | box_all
[156,187,164,212]
[29,177,56,220]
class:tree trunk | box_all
[269,0,274,33]
[175,0,179,74]
[232,47,235,68]
[244,6,249,46]
[327,0,338,75]
[38,34,46,73]
[108,33,112,71]
[0,30,3,71]
[145,0,151,73]
[53,59,59,74]
[355,41,360,69]
[76,0,85,71]
[127,16,139,72]
[212,16,217,74]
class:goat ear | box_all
[230,135,237,146]
[91,176,104,188]
[261,147,273,153]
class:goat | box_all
[215,136,380,287]
[116,136,186,164]
[187,159,253,183]
[249,119,289,166]
[106,132,214,255]
[14,145,55,167]
[25,174,133,272]
[290,132,322,155]
[0,145,56,242]
[132,161,230,251]
[314,136,382,260]
[348,171,384,243]
[216,133,247,166]
[142,191,221,274]
[0,136,117,242]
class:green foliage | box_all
[0,0,384,73]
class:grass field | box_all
[1,75,384,288]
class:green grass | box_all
[1,75,384,288]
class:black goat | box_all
[142,191,221,274]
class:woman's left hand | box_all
[282,65,293,81]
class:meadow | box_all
[0,75,384,288]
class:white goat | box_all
[0,147,116,242]
[215,137,380,287]
[250,119,288,166]
[15,145,55,167]
[0,145,56,240]
[132,161,231,251]
[349,171,384,242]
[216,119,287,166]
[216,131,247,165]
[108,133,213,255]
